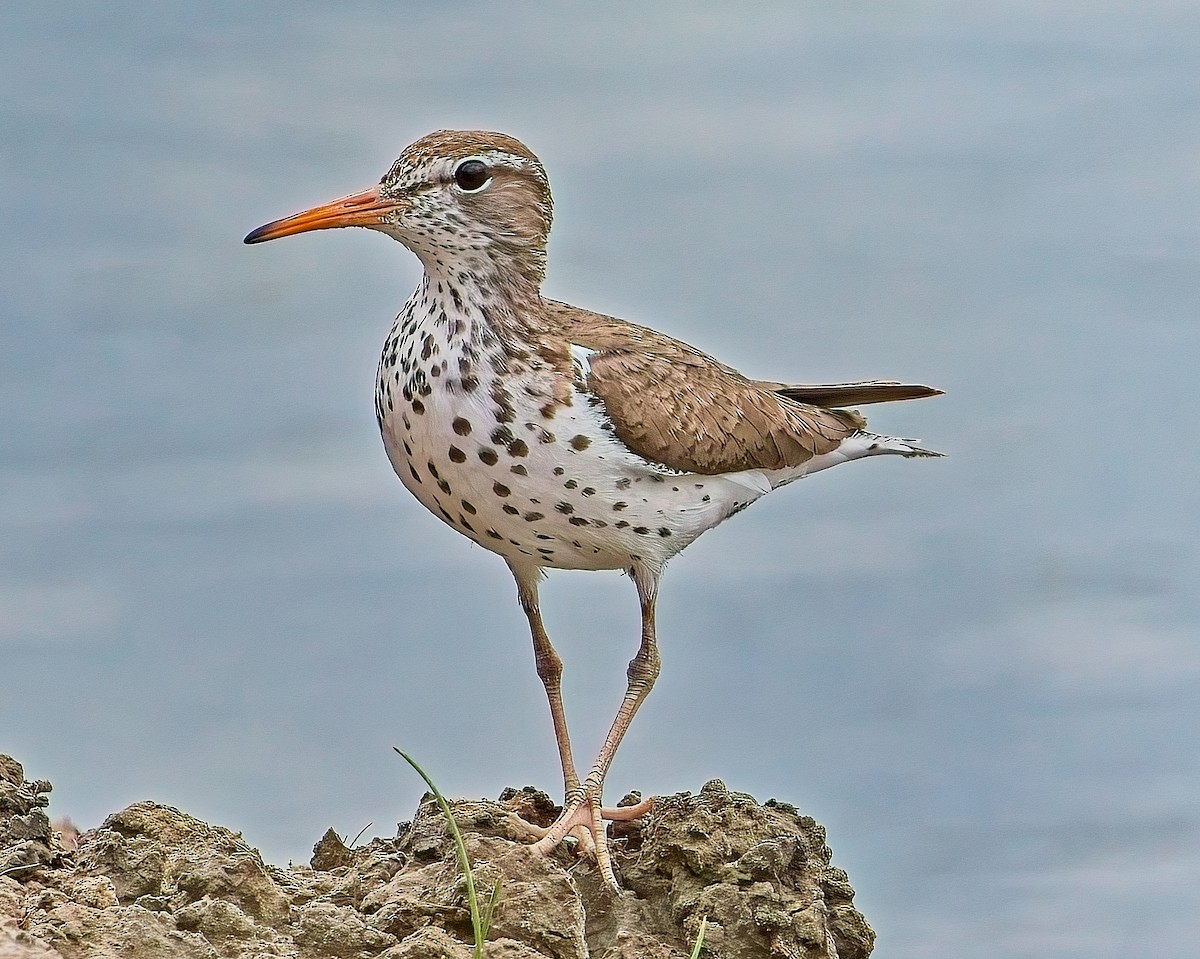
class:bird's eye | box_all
[453,159,491,192]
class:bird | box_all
[244,129,942,890]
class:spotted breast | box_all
[374,276,754,573]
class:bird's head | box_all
[245,130,554,289]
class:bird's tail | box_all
[861,432,944,458]
[770,429,944,486]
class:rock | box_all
[0,757,873,958]
[0,757,62,881]
[310,830,352,873]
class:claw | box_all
[507,793,655,890]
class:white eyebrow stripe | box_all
[478,150,548,185]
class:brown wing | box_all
[543,300,865,475]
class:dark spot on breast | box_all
[553,467,565,476]
[569,434,591,451]
[592,519,608,528]
[613,501,628,511]
[582,487,596,497]
[448,446,466,463]
[479,448,499,466]
[494,405,515,424]
[409,465,422,484]
[508,439,529,457]
[430,365,441,377]
[616,477,632,490]
[486,529,503,540]
[491,426,514,446]
[427,462,440,480]
[536,533,554,541]
[503,504,520,515]
[569,516,589,527]
[555,502,574,514]
[510,464,528,476]
[615,520,630,528]
[702,494,711,502]
[493,482,511,497]
[461,500,477,515]
[411,398,425,414]
[452,417,472,436]
[421,334,436,361]
[658,528,672,537]
[459,515,475,532]
[563,479,578,490]
[461,375,479,393]
[524,511,545,522]
[437,479,452,495]
[633,526,650,535]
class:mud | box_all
[1,756,872,958]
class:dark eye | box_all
[454,159,491,192]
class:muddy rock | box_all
[0,757,873,958]
[1,757,62,881]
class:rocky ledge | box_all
[1,755,873,958]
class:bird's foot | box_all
[507,790,655,891]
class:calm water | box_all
[3,3,1198,956]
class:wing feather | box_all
[542,303,851,474]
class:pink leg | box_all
[507,561,581,796]
[529,564,661,890]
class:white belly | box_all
[378,366,763,572]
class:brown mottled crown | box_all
[386,130,547,183]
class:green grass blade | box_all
[481,877,502,938]
[688,915,709,959]
[395,748,491,957]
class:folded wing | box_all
[545,300,937,477]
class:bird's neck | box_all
[412,255,551,347]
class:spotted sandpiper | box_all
[245,129,942,890]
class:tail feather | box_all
[765,428,942,487]
[863,433,944,458]
[765,379,943,407]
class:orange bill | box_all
[243,186,403,244]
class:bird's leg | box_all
[529,564,661,890]
[507,560,581,797]
[505,562,649,860]
[583,563,662,794]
